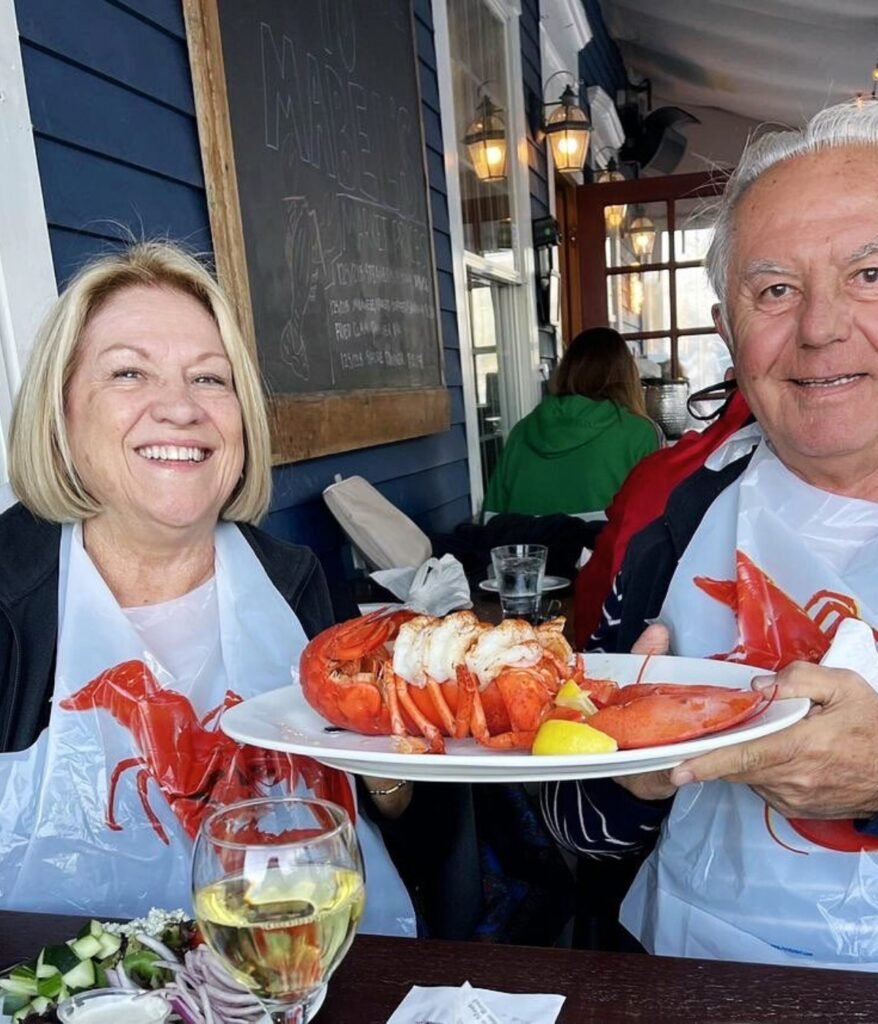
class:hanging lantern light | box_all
[595,156,627,232]
[464,95,508,183]
[543,84,591,174]
[626,204,656,259]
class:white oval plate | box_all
[478,575,571,594]
[220,654,810,783]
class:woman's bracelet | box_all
[366,779,412,797]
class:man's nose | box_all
[797,283,851,348]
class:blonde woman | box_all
[483,327,661,517]
[0,241,414,933]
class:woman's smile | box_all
[134,444,212,465]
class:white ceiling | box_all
[599,0,878,169]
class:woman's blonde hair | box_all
[9,240,272,524]
[550,327,646,416]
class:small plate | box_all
[220,654,811,783]
[479,575,570,594]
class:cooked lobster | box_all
[298,609,769,753]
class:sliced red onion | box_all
[134,931,180,963]
[170,994,204,1024]
[159,944,263,1023]
[199,985,216,1024]
[155,960,184,973]
[115,962,136,990]
[202,985,261,1006]
[169,987,204,1021]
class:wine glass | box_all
[192,795,365,1024]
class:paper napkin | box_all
[370,553,473,617]
[385,981,565,1024]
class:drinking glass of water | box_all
[490,544,548,623]
[193,796,364,1024]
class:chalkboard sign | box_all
[184,0,449,462]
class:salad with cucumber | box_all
[0,911,263,1024]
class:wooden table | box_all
[3,911,877,1023]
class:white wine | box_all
[195,864,365,1001]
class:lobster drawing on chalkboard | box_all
[281,195,326,382]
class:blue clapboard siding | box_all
[15,0,470,585]
[520,0,549,219]
[15,0,210,281]
[580,0,628,94]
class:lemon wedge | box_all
[531,719,618,756]
[555,680,599,716]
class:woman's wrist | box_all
[366,779,410,797]
[362,776,414,818]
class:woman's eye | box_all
[193,373,228,386]
[111,368,143,380]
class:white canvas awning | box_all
[600,0,877,169]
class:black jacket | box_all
[0,502,336,754]
[590,451,754,653]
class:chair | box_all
[322,475,432,571]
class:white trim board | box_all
[433,0,485,513]
[0,0,57,488]
[433,0,542,514]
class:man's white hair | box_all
[706,100,878,332]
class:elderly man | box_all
[542,99,878,968]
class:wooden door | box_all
[573,171,727,383]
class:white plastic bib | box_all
[0,522,415,936]
[622,442,878,968]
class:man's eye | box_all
[857,267,878,285]
[760,283,791,300]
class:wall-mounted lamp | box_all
[542,76,591,174]
[464,94,508,183]
[626,204,656,259]
[595,153,627,232]
[854,52,878,106]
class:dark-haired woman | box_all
[483,328,661,517]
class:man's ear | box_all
[712,303,733,352]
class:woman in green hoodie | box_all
[483,327,662,517]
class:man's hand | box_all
[669,661,878,819]
[613,622,679,800]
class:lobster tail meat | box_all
[421,611,487,683]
